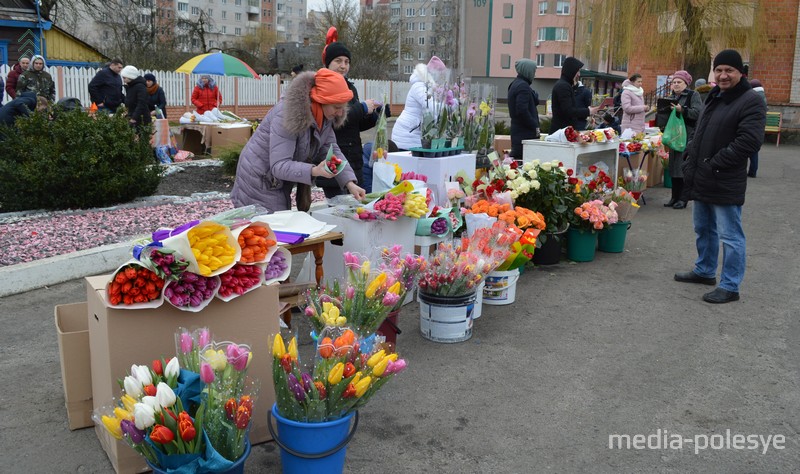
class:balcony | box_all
[248,6,259,15]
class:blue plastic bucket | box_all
[268,404,358,474]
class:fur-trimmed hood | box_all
[282,71,348,135]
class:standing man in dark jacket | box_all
[674,50,766,304]
[550,57,599,133]
[507,59,540,159]
[574,81,594,130]
[120,65,151,130]
[88,58,124,113]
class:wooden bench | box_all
[765,111,782,147]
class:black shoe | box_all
[703,287,740,304]
[664,199,677,207]
[673,200,687,209]
[748,172,757,178]
[674,271,716,285]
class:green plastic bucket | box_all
[566,228,598,262]
[598,221,632,253]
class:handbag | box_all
[662,109,687,152]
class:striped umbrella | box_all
[176,52,260,79]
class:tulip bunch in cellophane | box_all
[378,245,427,313]
[418,221,521,297]
[198,340,258,463]
[303,252,403,338]
[93,356,205,469]
[94,328,260,472]
[272,327,407,423]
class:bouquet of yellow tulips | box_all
[272,327,407,422]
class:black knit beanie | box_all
[713,49,744,73]
[323,42,351,68]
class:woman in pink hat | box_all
[662,70,703,209]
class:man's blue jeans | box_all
[692,201,746,292]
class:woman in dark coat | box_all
[662,70,702,209]
[144,73,167,118]
[317,30,385,197]
[120,66,151,130]
[507,58,540,159]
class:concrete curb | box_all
[0,240,135,297]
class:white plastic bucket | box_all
[418,291,476,343]
[483,269,520,305]
[473,282,485,319]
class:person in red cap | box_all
[231,68,365,212]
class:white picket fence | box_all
[0,64,411,108]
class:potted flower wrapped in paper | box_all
[270,329,408,474]
[508,159,580,265]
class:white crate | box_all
[310,207,417,284]
[521,140,619,183]
[385,151,477,207]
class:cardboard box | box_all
[55,302,94,430]
[210,125,252,157]
[311,207,417,284]
[493,135,512,155]
[86,275,280,474]
[180,128,206,155]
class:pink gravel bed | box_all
[0,190,330,267]
[0,199,235,267]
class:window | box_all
[536,54,545,67]
[406,8,414,16]
[418,36,425,45]
[538,27,568,41]
[235,27,242,35]
[222,0,227,3]
[191,6,199,14]
[207,8,213,16]
[235,0,242,5]
[103,30,109,40]
[262,9,267,15]
[431,6,437,16]
[419,22,425,31]
[403,52,412,60]
[503,3,513,18]
[502,28,512,44]
[139,14,149,24]
[430,36,436,45]
[419,7,425,16]
[222,10,227,19]
[539,1,547,15]
[235,12,241,20]
[178,2,188,11]
[501,54,511,69]
[418,51,424,60]
[404,65,413,74]
[554,54,567,67]
[392,7,400,16]
[556,1,570,15]
[404,37,414,45]
[406,22,414,31]
[221,25,227,34]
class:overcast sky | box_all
[307,0,327,12]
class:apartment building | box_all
[372,0,458,79]
[59,0,307,54]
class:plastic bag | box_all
[662,109,687,152]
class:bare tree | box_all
[312,0,406,79]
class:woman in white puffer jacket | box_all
[392,62,437,150]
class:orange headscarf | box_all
[310,68,353,129]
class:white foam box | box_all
[86,275,280,474]
[522,139,619,183]
[386,151,476,207]
[310,207,417,284]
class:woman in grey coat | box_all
[663,70,702,209]
[231,68,365,212]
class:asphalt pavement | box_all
[2,144,799,473]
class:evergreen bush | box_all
[0,111,161,211]
[217,144,244,176]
